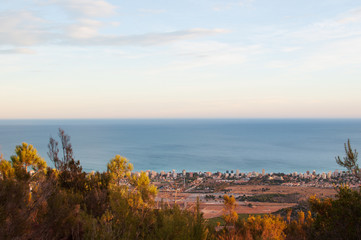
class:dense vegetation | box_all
[236,193,301,203]
[0,130,360,239]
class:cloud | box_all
[0,11,47,46]
[63,28,229,46]
[0,5,228,48]
[50,0,116,17]
[337,8,361,24]
[290,8,361,42]
[65,19,102,39]
[0,10,228,47]
[0,48,36,54]
[147,41,261,73]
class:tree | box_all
[128,171,157,208]
[107,154,133,186]
[285,210,313,240]
[222,195,238,226]
[307,140,361,239]
[48,129,85,192]
[10,142,46,176]
[244,214,287,240]
[0,154,14,180]
[48,128,77,171]
[335,139,360,179]
[309,186,361,239]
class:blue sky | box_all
[1,0,361,118]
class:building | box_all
[151,171,157,179]
[321,172,327,179]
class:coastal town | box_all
[125,168,361,219]
[134,168,361,192]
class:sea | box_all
[0,119,360,174]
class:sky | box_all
[1,0,361,119]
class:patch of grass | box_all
[207,214,264,227]
[237,193,301,203]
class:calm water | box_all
[0,119,360,174]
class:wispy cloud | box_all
[65,18,102,39]
[50,0,116,17]
[290,8,361,42]
[0,48,36,54]
[337,8,361,24]
[0,3,228,48]
[0,11,48,46]
[147,41,261,74]
[63,28,229,46]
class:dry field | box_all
[226,185,337,200]
[157,185,337,219]
[200,202,296,219]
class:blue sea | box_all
[0,119,360,174]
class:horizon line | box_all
[1,117,361,121]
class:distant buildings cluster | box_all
[132,168,344,180]
[131,168,360,188]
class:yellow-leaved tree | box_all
[223,195,238,226]
[244,214,287,240]
[107,154,157,208]
[0,154,15,180]
[107,154,133,186]
[10,143,46,177]
[129,171,158,208]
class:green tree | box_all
[309,186,361,239]
[336,139,360,179]
[307,140,361,239]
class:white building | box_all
[321,172,327,179]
